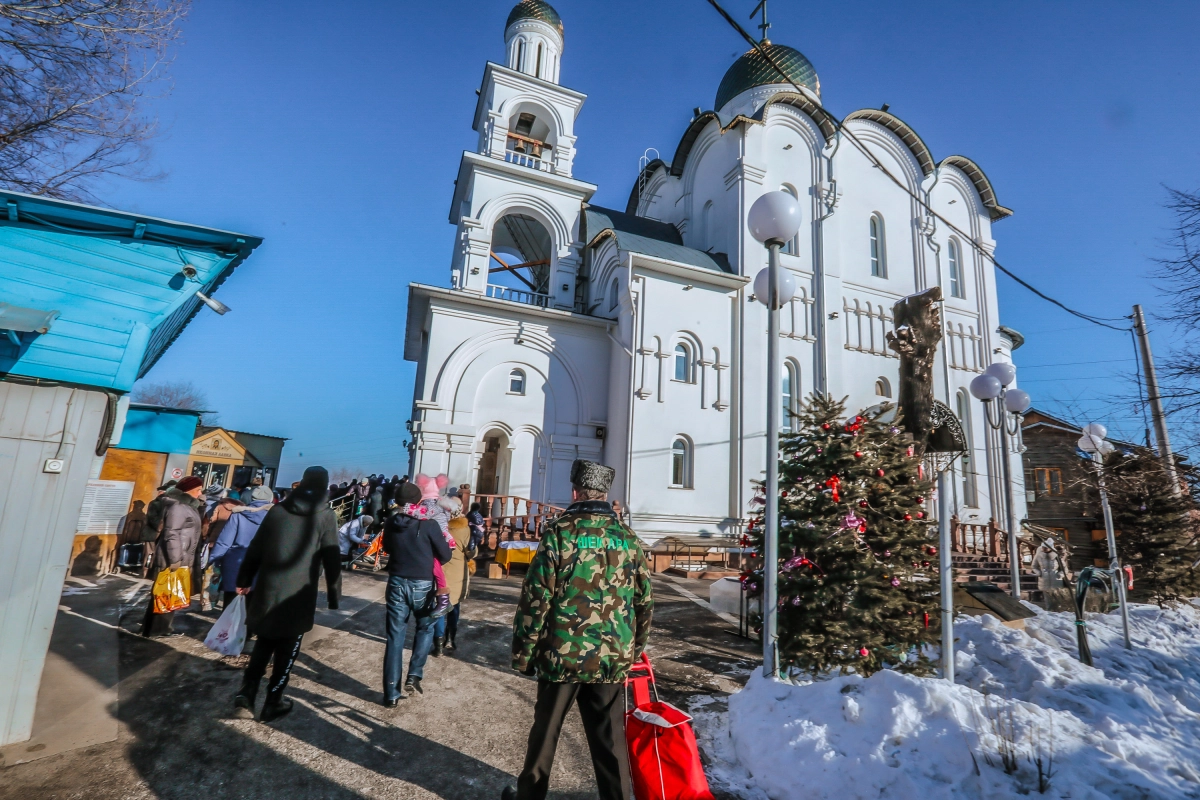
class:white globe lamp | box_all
[754,266,796,309]
[1004,388,1031,414]
[984,362,1017,387]
[747,191,802,245]
[969,373,1002,401]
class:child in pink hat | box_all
[413,473,454,617]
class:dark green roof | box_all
[506,0,562,35]
[583,206,733,274]
[715,42,819,111]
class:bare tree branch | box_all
[130,378,215,424]
[0,0,189,201]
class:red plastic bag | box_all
[625,655,714,800]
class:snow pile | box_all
[695,602,1200,799]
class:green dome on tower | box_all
[506,0,563,36]
[714,42,819,111]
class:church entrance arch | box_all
[476,429,511,496]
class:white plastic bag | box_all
[204,594,247,656]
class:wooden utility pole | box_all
[1132,305,1180,494]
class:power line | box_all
[702,0,1133,333]
[1017,358,1136,369]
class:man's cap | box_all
[570,459,615,493]
[398,482,422,505]
[176,476,204,493]
[251,485,274,502]
[157,479,178,491]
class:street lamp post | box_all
[1078,424,1133,650]
[969,363,1031,600]
[747,191,802,679]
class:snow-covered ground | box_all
[692,602,1200,799]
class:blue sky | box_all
[102,0,1200,481]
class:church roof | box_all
[506,0,562,35]
[715,42,819,112]
[583,205,732,274]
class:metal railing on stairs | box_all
[475,493,564,555]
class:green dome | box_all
[506,0,563,36]
[714,42,819,111]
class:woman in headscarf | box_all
[432,495,474,655]
[233,466,341,722]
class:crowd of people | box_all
[134,460,654,800]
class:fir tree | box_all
[744,393,939,677]
[1091,450,1200,605]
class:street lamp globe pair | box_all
[746,191,804,677]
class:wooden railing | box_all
[475,493,564,553]
[950,515,1036,566]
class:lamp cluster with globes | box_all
[747,190,803,678]
[1077,423,1133,649]
[969,361,1031,599]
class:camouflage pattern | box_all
[512,500,653,683]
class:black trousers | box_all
[517,681,630,800]
[243,635,303,703]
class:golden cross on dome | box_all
[750,0,771,43]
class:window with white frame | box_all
[869,214,887,278]
[782,361,797,430]
[956,390,977,506]
[508,369,525,395]
[670,437,693,488]
[674,343,691,382]
[948,238,964,299]
[875,377,891,398]
[780,185,800,255]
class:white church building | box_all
[403,0,1027,542]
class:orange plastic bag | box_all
[153,567,191,614]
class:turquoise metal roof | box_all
[584,206,732,274]
[715,43,820,111]
[506,0,562,35]
[115,404,200,454]
[0,190,262,391]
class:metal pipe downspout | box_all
[813,131,842,394]
[624,253,638,510]
[763,242,782,678]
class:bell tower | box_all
[447,0,595,310]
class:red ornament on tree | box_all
[858,647,869,657]
[903,514,912,521]
[855,451,864,459]
[821,423,831,431]
[824,475,841,502]
[916,497,925,504]
[916,511,924,519]
[859,500,869,508]
[876,469,886,477]
[923,612,930,629]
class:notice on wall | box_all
[76,479,135,535]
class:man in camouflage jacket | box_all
[503,460,653,800]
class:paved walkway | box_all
[0,568,756,800]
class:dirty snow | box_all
[693,601,1200,799]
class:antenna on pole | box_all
[750,0,770,43]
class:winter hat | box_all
[415,474,439,501]
[435,474,449,494]
[570,459,615,493]
[251,485,274,502]
[358,515,374,528]
[399,482,422,505]
[176,476,204,493]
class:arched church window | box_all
[870,214,887,278]
[948,238,964,299]
[670,438,693,488]
[516,39,526,72]
[782,361,797,430]
[674,343,691,382]
[780,185,800,255]
[875,377,891,398]
[701,201,713,250]
[536,43,543,78]
[609,278,620,311]
[957,390,977,506]
[508,369,526,395]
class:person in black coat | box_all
[140,476,205,637]
[381,481,451,705]
[233,466,341,722]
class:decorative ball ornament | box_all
[916,497,925,504]
[876,469,886,477]
[904,514,912,521]
[859,647,869,657]
[859,500,869,508]
[891,577,901,587]
[916,511,924,519]
[822,423,831,431]
[855,451,864,459]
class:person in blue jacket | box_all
[210,485,274,608]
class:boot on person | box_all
[260,689,294,723]
[432,636,445,657]
[233,678,259,720]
